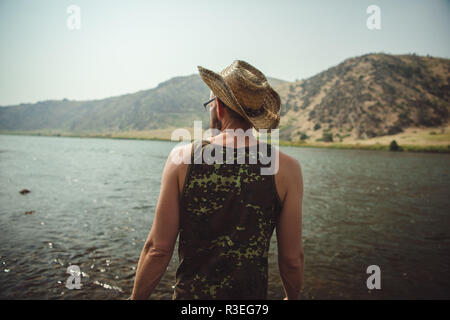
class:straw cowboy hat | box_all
[198,60,281,130]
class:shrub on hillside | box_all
[387,125,403,135]
[297,131,309,140]
[322,132,334,142]
[389,140,402,151]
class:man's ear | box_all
[216,98,225,119]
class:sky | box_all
[0,0,449,105]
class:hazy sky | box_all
[0,0,449,105]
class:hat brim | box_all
[198,66,280,131]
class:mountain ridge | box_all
[276,53,449,141]
[0,53,449,144]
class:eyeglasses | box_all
[203,97,216,111]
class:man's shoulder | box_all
[273,149,302,203]
[168,142,193,168]
[277,150,302,174]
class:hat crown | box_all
[220,60,269,110]
[197,60,281,129]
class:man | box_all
[130,60,304,300]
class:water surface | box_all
[0,134,449,299]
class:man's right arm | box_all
[276,154,304,300]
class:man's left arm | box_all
[130,151,181,300]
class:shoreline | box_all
[1,131,449,154]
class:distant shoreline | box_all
[1,131,449,154]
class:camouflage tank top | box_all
[173,139,283,300]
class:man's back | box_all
[130,60,303,300]
[173,139,283,299]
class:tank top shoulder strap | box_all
[189,139,212,163]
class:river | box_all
[0,134,449,299]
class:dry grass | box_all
[2,125,449,154]
[341,125,450,146]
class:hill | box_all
[276,53,450,142]
[0,54,449,149]
[0,75,287,134]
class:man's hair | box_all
[218,98,250,124]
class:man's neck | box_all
[219,118,252,131]
[210,128,257,148]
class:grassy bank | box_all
[0,130,173,142]
[279,140,450,153]
[1,130,449,154]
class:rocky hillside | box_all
[0,54,449,143]
[276,54,450,141]
[0,75,286,134]
[0,75,211,133]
